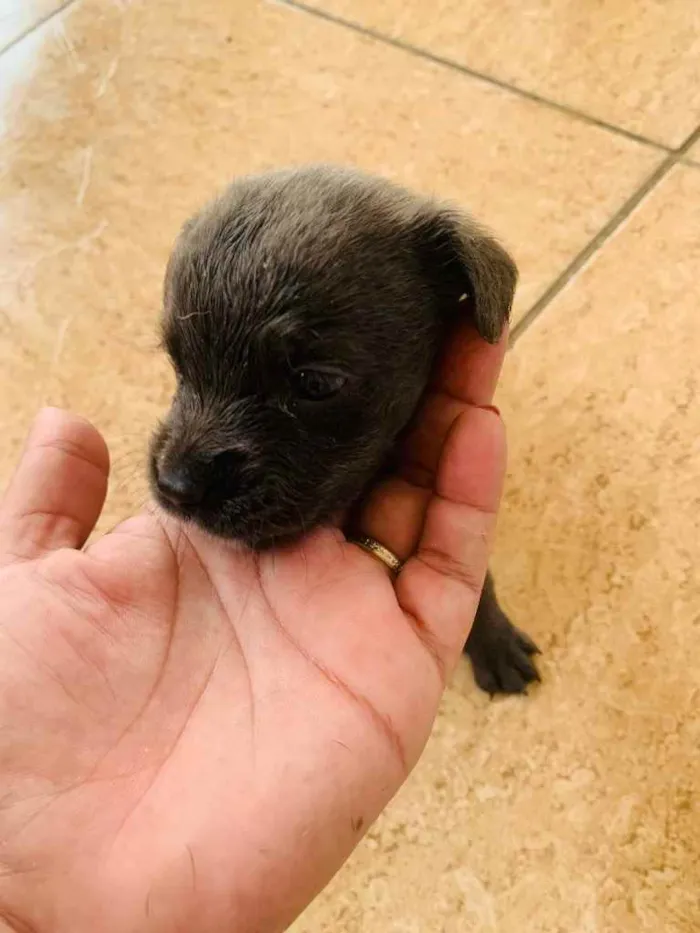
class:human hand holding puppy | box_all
[0,325,505,933]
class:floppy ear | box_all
[413,205,517,343]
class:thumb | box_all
[0,408,109,566]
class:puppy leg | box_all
[464,571,541,695]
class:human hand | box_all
[0,324,506,933]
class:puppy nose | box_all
[156,463,207,507]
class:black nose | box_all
[156,463,207,507]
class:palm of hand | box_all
[2,515,444,931]
[0,327,505,933]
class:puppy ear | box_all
[413,206,517,343]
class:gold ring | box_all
[351,535,403,575]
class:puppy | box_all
[149,165,539,694]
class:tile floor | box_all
[686,137,700,165]
[0,1,698,930]
[0,0,67,55]
[305,0,700,146]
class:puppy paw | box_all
[465,619,541,696]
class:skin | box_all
[0,324,505,933]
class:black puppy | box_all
[149,165,539,694]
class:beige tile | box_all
[293,166,700,932]
[0,0,661,527]
[686,138,700,165]
[312,0,700,147]
[0,0,64,54]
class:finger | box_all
[0,408,110,565]
[399,393,468,486]
[352,326,507,570]
[435,320,509,405]
[355,476,431,567]
[396,407,506,675]
[400,323,508,480]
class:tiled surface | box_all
[686,139,700,164]
[309,0,700,147]
[294,165,700,933]
[0,0,63,54]
[1,1,699,931]
[0,0,663,523]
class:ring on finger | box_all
[350,535,404,576]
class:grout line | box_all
[278,0,700,340]
[278,0,672,154]
[510,122,700,343]
[509,158,673,343]
[0,0,78,60]
[674,122,700,158]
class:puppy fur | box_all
[150,164,540,693]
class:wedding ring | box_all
[351,535,403,575]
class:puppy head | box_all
[150,165,516,548]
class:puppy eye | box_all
[292,368,347,402]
